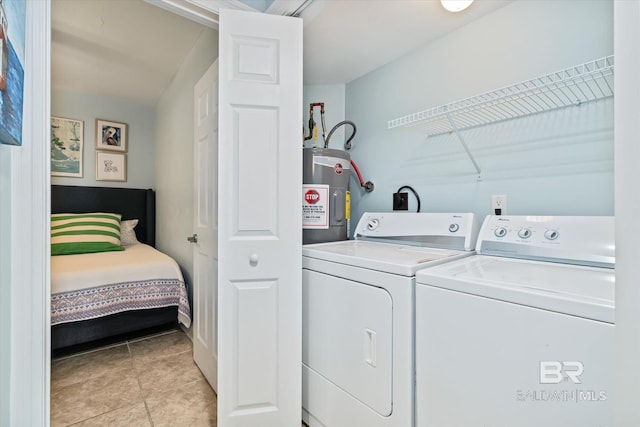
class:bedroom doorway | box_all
[49,0,218,425]
[49,3,303,426]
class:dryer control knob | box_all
[494,227,507,238]
[544,229,560,240]
[518,228,532,239]
[449,223,460,233]
[367,219,379,231]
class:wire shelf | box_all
[387,56,614,136]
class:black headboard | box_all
[51,185,156,247]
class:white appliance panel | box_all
[301,256,414,427]
[477,215,614,267]
[416,255,614,322]
[302,211,480,427]
[415,284,613,427]
[303,240,471,276]
[355,212,479,251]
[303,269,393,415]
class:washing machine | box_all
[415,215,614,427]
[302,212,480,427]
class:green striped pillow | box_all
[51,213,124,256]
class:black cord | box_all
[397,185,421,212]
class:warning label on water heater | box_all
[303,184,329,229]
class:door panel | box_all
[218,9,302,427]
[231,279,278,407]
[192,59,219,392]
[233,107,278,235]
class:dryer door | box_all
[303,269,393,415]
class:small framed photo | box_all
[96,151,127,182]
[96,119,127,152]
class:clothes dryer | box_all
[415,215,614,427]
[302,212,479,427]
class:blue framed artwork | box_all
[51,116,83,177]
[0,0,25,146]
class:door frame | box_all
[147,0,311,28]
[5,1,52,425]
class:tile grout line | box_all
[53,330,189,427]
[128,338,156,427]
[52,341,129,362]
[53,342,139,426]
[127,328,179,345]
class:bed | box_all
[50,185,191,352]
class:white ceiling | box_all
[51,0,206,106]
[301,0,510,84]
[51,0,511,106]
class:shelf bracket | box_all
[446,112,482,181]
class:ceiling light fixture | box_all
[441,0,474,13]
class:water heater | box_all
[302,147,350,244]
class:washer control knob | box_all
[518,228,532,239]
[448,223,460,233]
[367,219,380,231]
[494,227,507,238]
[544,229,560,240]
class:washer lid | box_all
[303,240,473,276]
[415,255,615,323]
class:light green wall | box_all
[0,144,11,427]
[51,90,156,189]
[155,28,219,295]
[345,0,613,225]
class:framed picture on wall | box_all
[51,116,84,177]
[96,119,127,152]
[96,151,126,181]
[0,0,26,146]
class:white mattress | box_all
[51,244,191,327]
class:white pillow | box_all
[120,219,140,246]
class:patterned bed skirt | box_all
[51,278,191,327]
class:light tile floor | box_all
[50,329,216,427]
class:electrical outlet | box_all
[492,195,507,215]
[393,192,409,210]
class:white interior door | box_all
[192,59,219,392]
[218,9,303,427]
